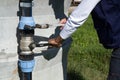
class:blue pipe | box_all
[18,0,35,80]
[19,59,35,73]
[19,17,35,80]
[19,17,35,30]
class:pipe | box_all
[21,72,32,80]
[19,0,33,16]
[18,0,35,80]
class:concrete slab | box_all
[0,0,72,80]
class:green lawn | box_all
[67,16,112,80]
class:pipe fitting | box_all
[20,36,34,55]
[19,17,35,30]
[20,2,33,7]
[19,59,35,72]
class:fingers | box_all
[59,18,67,24]
[48,36,63,47]
[59,18,67,30]
[48,38,62,47]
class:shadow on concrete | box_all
[33,27,61,60]
[34,26,72,80]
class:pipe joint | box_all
[20,2,33,7]
[19,59,35,72]
[20,36,34,55]
[19,17,35,30]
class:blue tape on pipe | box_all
[19,17,35,30]
[19,59,35,72]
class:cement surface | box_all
[0,0,72,80]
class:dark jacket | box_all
[91,0,120,49]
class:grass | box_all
[67,16,112,80]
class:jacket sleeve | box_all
[60,0,101,39]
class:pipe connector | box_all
[19,59,35,72]
[20,2,33,8]
[19,17,35,30]
[20,36,34,55]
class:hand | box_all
[59,18,67,30]
[48,35,63,47]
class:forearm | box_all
[60,0,101,39]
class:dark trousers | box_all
[107,48,120,80]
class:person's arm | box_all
[60,0,101,39]
[49,0,101,46]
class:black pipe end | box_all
[19,54,34,61]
